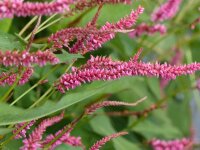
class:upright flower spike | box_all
[48,6,144,54]
[0,50,59,67]
[150,138,192,150]
[151,0,182,22]
[0,0,73,18]
[129,23,167,38]
[21,112,64,150]
[89,131,128,150]
[56,49,200,93]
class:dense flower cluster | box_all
[0,67,33,86]
[151,0,182,22]
[49,6,144,54]
[56,50,200,93]
[13,120,35,139]
[0,50,59,67]
[15,111,130,150]
[160,48,183,91]
[150,138,192,150]
[129,23,167,38]
[21,113,64,150]
[72,0,131,15]
[0,0,73,18]
[90,132,128,150]
[41,126,82,150]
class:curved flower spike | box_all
[90,131,128,150]
[85,97,146,115]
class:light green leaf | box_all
[56,51,84,63]
[0,128,13,135]
[0,19,12,32]
[132,110,183,140]
[56,144,82,150]
[90,110,140,150]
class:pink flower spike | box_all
[150,138,192,150]
[85,97,146,115]
[19,67,34,85]
[0,67,33,86]
[21,112,64,150]
[0,0,73,18]
[56,51,200,93]
[151,0,182,22]
[41,126,83,150]
[90,131,128,150]
[13,120,35,139]
[48,6,144,54]
[129,23,167,38]
[0,50,59,67]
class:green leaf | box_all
[56,144,82,150]
[0,128,13,135]
[0,19,12,32]
[0,77,140,125]
[146,78,161,99]
[56,51,84,63]
[90,110,140,150]
[14,33,47,50]
[0,31,24,51]
[132,110,183,140]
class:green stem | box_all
[39,14,57,29]
[0,122,30,148]
[19,16,38,36]
[0,68,25,102]
[25,17,63,41]
[127,86,191,130]
[29,86,53,109]
[10,65,58,106]
[175,0,195,23]
[44,113,85,149]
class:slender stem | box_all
[25,17,63,41]
[19,16,38,36]
[44,113,85,149]
[175,0,195,23]
[0,68,25,102]
[10,65,58,106]
[26,16,42,51]
[36,17,63,34]
[39,14,57,29]
[127,86,191,130]
[29,86,53,109]
[0,122,30,147]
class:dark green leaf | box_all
[0,77,140,125]
[56,51,84,63]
